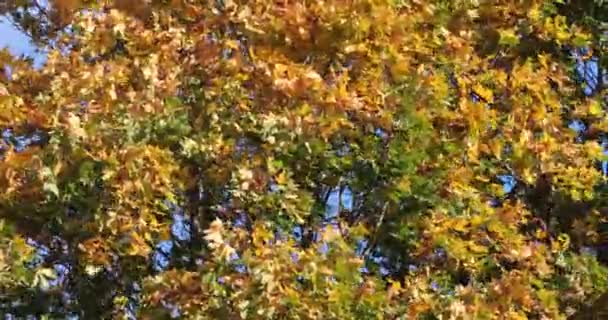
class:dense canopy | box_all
[0,0,607,319]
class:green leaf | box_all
[498,29,520,46]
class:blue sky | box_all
[0,19,46,67]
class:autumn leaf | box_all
[0,0,605,318]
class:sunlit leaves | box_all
[498,28,520,47]
[0,224,36,289]
[0,0,607,318]
[204,218,236,261]
[32,267,57,291]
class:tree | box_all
[0,0,607,318]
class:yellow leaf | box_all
[589,99,602,116]
[66,113,86,138]
[127,232,151,257]
[473,84,493,103]
[498,28,519,46]
[396,176,411,193]
[344,43,367,54]
[276,171,288,185]
[204,219,224,249]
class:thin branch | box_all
[362,202,389,257]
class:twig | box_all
[362,202,389,257]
